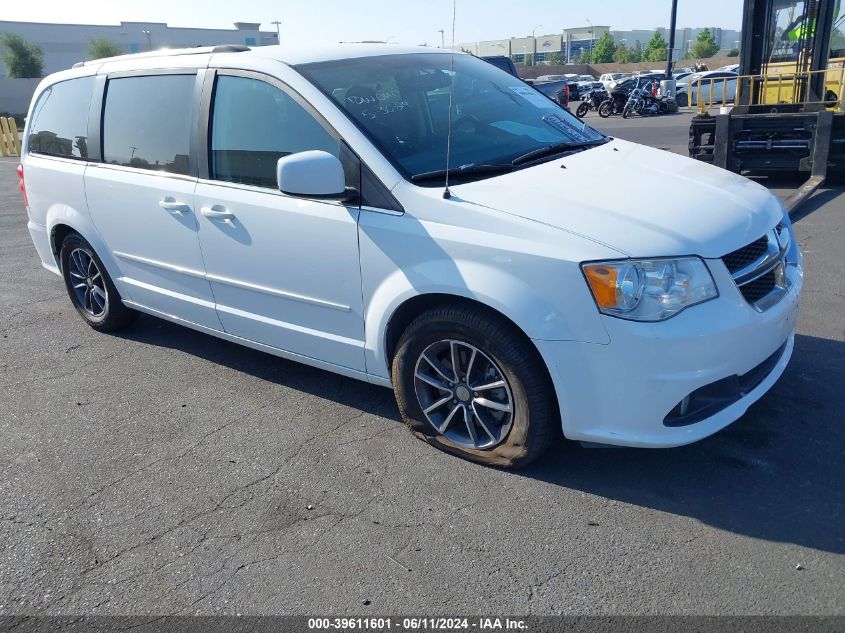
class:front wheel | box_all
[576,102,589,118]
[598,100,614,118]
[60,233,137,332]
[622,104,632,119]
[392,304,558,469]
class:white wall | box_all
[0,78,40,115]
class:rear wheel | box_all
[392,304,558,469]
[60,233,137,332]
[676,92,689,108]
[598,100,614,118]
[576,102,589,118]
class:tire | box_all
[622,104,632,119]
[676,92,688,108]
[575,102,589,118]
[60,233,137,332]
[391,304,558,469]
[598,100,614,118]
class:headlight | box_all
[582,257,718,321]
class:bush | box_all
[727,48,740,57]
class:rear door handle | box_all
[200,206,236,221]
[159,199,191,214]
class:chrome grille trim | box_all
[722,223,792,312]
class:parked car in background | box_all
[675,71,739,107]
[533,79,580,103]
[536,74,569,82]
[717,63,740,73]
[577,75,603,94]
[599,72,630,89]
[481,55,519,77]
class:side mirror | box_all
[276,150,348,200]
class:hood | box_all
[449,139,783,259]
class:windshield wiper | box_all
[411,162,514,183]
[511,139,607,166]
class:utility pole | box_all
[142,29,152,51]
[665,0,679,77]
[438,29,445,48]
[271,20,281,43]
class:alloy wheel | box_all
[413,339,514,450]
[67,248,108,318]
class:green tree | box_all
[631,40,643,62]
[591,32,617,63]
[644,29,668,62]
[87,37,123,60]
[690,27,719,58]
[1,33,44,78]
[613,42,631,63]
[548,52,565,65]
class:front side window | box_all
[102,74,196,175]
[28,76,95,160]
[297,53,605,184]
[209,75,338,188]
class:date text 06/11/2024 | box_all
[307,618,528,630]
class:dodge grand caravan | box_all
[20,44,802,468]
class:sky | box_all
[6,0,744,47]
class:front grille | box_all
[722,235,769,274]
[721,226,793,311]
[739,269,777,303]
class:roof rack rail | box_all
[71,44,250,68]
[211,45,251,53]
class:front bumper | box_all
[534,256,802,448]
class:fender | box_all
[45,203,134,303]
[363,257,611,380]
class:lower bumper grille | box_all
[663,341,788,427]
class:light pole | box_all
[142,29,152,51]
[438,29,445,48]
[586,19,594,61]
[271,20,281,43]
[532,24,542,62]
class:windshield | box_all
[296,53,605,184]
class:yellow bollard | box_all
[7,117,22,156]
[0,117,14,157]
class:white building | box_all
[0,20,279,76]
[456,25,741,64]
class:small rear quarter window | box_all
[28,76,95,160]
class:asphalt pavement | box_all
[0,113,843,616]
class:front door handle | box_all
[200,206,236,221]
[159,199,191,214]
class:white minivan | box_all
[20,44,802,468]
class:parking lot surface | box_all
[1,113,843,615]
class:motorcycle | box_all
[622,87,670,118]
[575,87,608,118]
[597,89,629,118]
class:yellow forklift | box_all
[689,0,845,211]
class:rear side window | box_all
[28,76,95,160]
[209,75,338,188]
[103,74,195,175]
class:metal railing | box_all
[0,116,22,157]
[677,66,845,114]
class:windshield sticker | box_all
[509,86,557,109]
[542,114,593,143]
